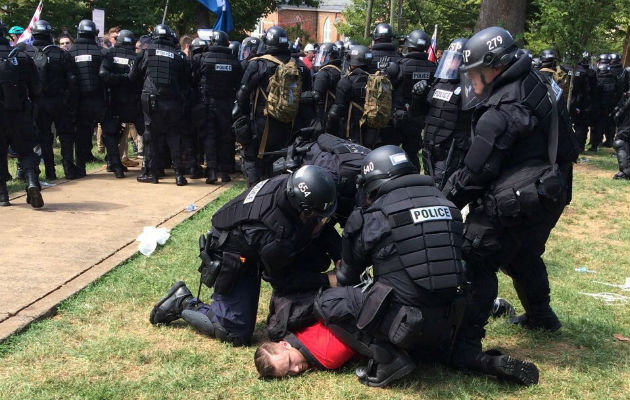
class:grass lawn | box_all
[0,149,628,400]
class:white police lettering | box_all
[113,57,130,65]
[124,37,133,43]
[83,26,93,31]
[215,64,233,71]
[351,49,359,56]
[463,49,471,63]
[75,54,92,63]
[412,72,430,80]
[417,39,426,46]
[363,161,374,174]
[550,79,563,101]
[389,153,408,165]
[433,88,454,102]
[486,35,503,51]
[158,28,167,35]
[378,26,389,34]
[156,49,175,59]
[243,179,269,204]
[410,206,452,224]
[297,182,311,197]
[279,37,288,43]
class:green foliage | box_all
[286,22,310,43]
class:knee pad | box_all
[181,309,249,346]
[613,139,625,151]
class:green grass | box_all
[0,151,628,400]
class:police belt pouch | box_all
[213,251,243,295]
[356,282,393,333]
[383,304,423,348]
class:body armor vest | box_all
[144,42,183,97]
[313,64,342,111]
[199,47,241,102]
[69,39,103,94]
[570,64,591,109]
[368,43,401,74]
[0,45,32,108]
[395,54,435,108]
[367,174,464,292]
[597,72,618,109]
[32,43,69,96]
[106,45,136,102]
[425,79,470,147]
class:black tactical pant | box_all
[197,100,234,173]
[614,114,630,176]
[0,109,40,182]
[35,97,74,174]
[590,109,614,149]
[75,94,106,167]
[241,115,290,186]
[102,103,144,169]
[398,116,424,171]
[423,142,467,189]
[572,111,590,152]
[141,94,184,174]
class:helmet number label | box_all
[363,161,375,174]
[297,182,311,197]
[463,50,471,63]
[486,35,503,51]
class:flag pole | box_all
[162,0,170,24]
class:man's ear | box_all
[279,340,292,349]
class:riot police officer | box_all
[538,49,569,103]
[29,19,78,181]
[368,23,401,74]
[326,45,376,146]
[591,62,617,151]
[390,29,436,170]
[0,21,44,208]
[69,19,106,177]
[99,29,144,179]
[149,165,340,345]
[442,27,578,377]
[316,145,538,387]
[187,37,209,179]
[305,42,342,134]
[570,51,597,152]
[129,24,190,185]
[238,36,261,71]
[612,90,630,179]
[232,26,311,186]
[194,30,242,183]
[423,38,470,189]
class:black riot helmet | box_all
[609,53,621,65]
[532,57,542,69]
[313,42,341,67]
[597,63,610,74]
[358,145,416,196]
[348,45,372,67]
[581,51,591,64]
[239,36,260,61]
[77,19,98,38]
[435,38,467,80]
[540,48,557,68]
[228,40,240,56]
[263,26,289,53]
[598,53,611,65]
[116,30,136,47]
[515,48,533,59]
[404,30,429,52]
[153,24,174,40]
[32,20,53,40]
[190,38,207,55]
[286,165,337,218]
[334,40,345,53]
[211,30,229,47]
[460,26,518,72]
[372,23,394,43]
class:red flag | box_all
[428,24,438,62]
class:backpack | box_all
[360,70,392,129]
[258,54,302,123]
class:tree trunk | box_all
[364,0,374,39]
[474,0,527,37]
[196,3,211,29]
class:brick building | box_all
[254,0,351,44]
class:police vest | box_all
[367,43,401,74]
[198,47,241,102]
[366,174,465,292]
[425,79,470,147]
[33,44,69,96]
[314,64,342,111]
[145,42,183,97]
[396,55,435,107]
[0,45,32,109]
[70,40,103,94]
[106,45,137,101]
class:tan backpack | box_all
[256,54,302,123]
[360,70,392,129]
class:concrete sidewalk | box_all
[0,166,233,343]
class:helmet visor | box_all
[435,50,463,80]
[239,46,251,61]
[313,47,331,67]
[459,71,484,110]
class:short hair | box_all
[108,26,121,34]
[254,342,283,378]
[179,35,192,49]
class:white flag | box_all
[17,1,43,45]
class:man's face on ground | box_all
[268,341,309,377]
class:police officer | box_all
[368,23,401,74]
[129,24,189,185]
[232,26,311,186]
[99,29,144,179]
[591,62,617,151]
[69,19,106,177]
[442,27,578,376]
[194,30,242,183]
[422,38,471,188]
[0,20,44,208]
[570,51,597,152]
[238,36,261,71]
[326,45,376,146]
[228,40,240,57]
[28,20,78,180]
[390,30,436,170]
[149,165,340,345]
[306,42,342,134]
[612,90,630,179]
[315,145,539,387]
[187,37,209,179]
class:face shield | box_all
[239,45,252,61]
[459,69,486,110]
[313,47,331,67]
[435,50,463,80]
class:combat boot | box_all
[75,162,87,178]
[45,165,57,181]
[137,169,158,184]
[113,164,125,179]
[490,298,516,318]
[481,349,539,386]
[0,181,10,206]
[355,344,416,387]
[175,169,188,186]
[205,168,217,184]
[149,281,194,325]
[220,172,231,183]
[62,161,79,180]
[509,312,561,332]
[25,170,44,209]
[189,165,203,179]
[613,171,630,180]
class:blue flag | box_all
[197,0,234,33]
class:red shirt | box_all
[301,56,313,70]
[295,321,356,369]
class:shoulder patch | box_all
[410,206,452,224]
[433,88,454,102]
[244,179,269,204]
[74,54,92,63]
[155,49,175,59]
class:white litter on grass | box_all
[40,181,56,187]
[136,226,171,256]
[579,292,630,304]
[594,277,630,292]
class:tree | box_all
[474,0,527,36]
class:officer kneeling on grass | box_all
[150,165,341,346]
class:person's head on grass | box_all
[254,341,309,378]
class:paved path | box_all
[0,165,233,342]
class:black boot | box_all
[113,164,125,179]
[355,342,416,387]
[189,166,203,179]
[509,311,561,332]
[0,181,10,206]
[490,298,516,318]
[220,172,231,183]
[45,165,57,181]
[75,162,86,178]
[175,169,188,186]
[205,168,217,184]
[62,161,79,180]
[482,349,539,386]
[137,169,158,184]
[25,170,44,209]
[613,171,630,180]
[149,281,193,325]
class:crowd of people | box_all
[2,14,629,390]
